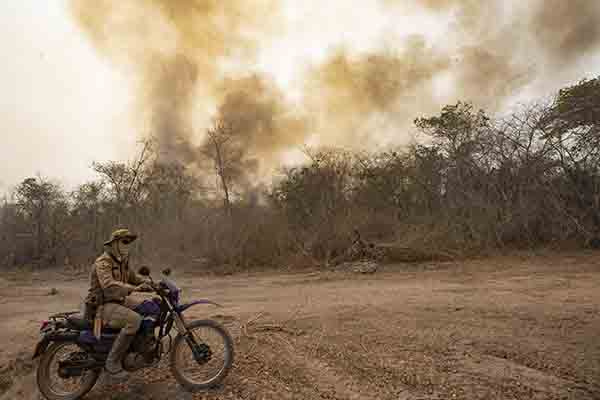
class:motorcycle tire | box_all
[36,342,100,400]
[170,319,234,391]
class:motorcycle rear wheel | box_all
[170,319,234,391]
[36,342,100,400]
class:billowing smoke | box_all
[304,36,451,146]
[69,0,285,168]
[400,0,600,64]
[142,54,199,164]
[451,43,533,110]
[310,0,600,143]
[211,74,309,177]
[303,3,532,145]
[339,1,516,113]
[410,0,600,66]
[69,0,600,182]
[530,0,600,63]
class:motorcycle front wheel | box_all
[36,342,100,400]
[170,319,234,391]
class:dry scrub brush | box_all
[2,77,600,270]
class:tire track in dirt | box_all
[249,325,419,400]
[279,341,378,400]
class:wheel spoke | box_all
[38,342,99,399]
[173,323,231,386]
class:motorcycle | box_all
[33,267,234,400]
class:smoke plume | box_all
[69,0,285,168]
[530,0,600,63]
[312,0,600,142]
[304,36,451,146]
[408,0,600,65]
[211,74,309,177]
[69,0,600,182]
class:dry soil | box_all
[1,252,599,399]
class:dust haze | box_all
[531,0,600,62]
[69,0,288,174]
[69,0,600,178]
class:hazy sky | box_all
[1,1,136,194]
[1,0,599,194]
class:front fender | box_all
[175,299,222,313]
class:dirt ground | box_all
[1,252,600,399]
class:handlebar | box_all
[137,268,174,297]
[147,280,170,297]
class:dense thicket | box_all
[2,77,599,270]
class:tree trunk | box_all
[212,138,231,215]
[36,208,43,261]
[92,208,98,255]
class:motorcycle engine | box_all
[123,331,158,371]
[123,352,153,371]
[131,330,157,354]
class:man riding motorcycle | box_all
[83,228,153,378]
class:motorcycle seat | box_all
[66,314,92,330]
[66,314,120,333]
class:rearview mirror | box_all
[138,266,151,276]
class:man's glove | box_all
[135,282,154,293]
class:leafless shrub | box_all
[2,77,599,271]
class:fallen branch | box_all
[359,339,369,354]
[250,324,299,336]
[241,312,265,337]
[311,329,325,358]
[281,307,302,327]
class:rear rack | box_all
[48,311,80,320]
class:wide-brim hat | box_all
[104,228,138,246]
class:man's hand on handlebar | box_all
[135,282,155,293]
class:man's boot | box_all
[105,330,135,379]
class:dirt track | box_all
[1,252,600,399]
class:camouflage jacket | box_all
[85,246,146,306]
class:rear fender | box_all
[47,331,81,342]
[32,331,81,359]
